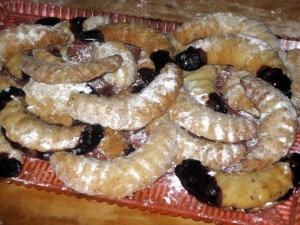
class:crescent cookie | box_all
[82,15,111,31]
[222,69,259,117]
[91,42,138,88]
[68,63,182,130]
[0,76,20,91]
[183,65,223,105]
[175,156,299,210]
[228,75,298,172]
[189,34,288,75]
[0,24,69,69]
[175,128,246,170]
[0,88,85,152]
[286,49,300,109]
[23,79,93,126]
[19,52,123,84]
[50,121,177,198]
[99,22,175,56]
[169,92,258,143]
[173,12,280,52]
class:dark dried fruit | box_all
[0,153,22,177]
[35,17,60,26]
[175,46,207,71]
[79,30,105,42]
[206,92,228,114]
[0,87,25,111]
[123,144,136,156]
[70,17,87,39]
[150,50,174,73]
[65,124,104,155]
[175,159,222,207]
[131,68,158,93]
[257,66,292,98]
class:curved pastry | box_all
[228,75,298,172]
[91,42,138,88]
[0,87,85,152]
[4,54,24,79]
[50,121,177,198]
[0,129,23,177]
[175,155,299,210]
[169,92,258,143]
[19,52,123,84]
[68,63,182,130]
[82,15,111,31]
[0,76,20,91]
[0,24,69,69]
[188,34,288,75]
[175,128,246,170]
[173,12,280,52]
[286,49,300,109]
[99,23,175,56]
[183,65,223,105]
[23,79,93,126]
[222,69,259,117]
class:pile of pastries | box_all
[0,12,300,211]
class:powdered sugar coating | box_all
[68,63,182,130]
[0,24,69,69]
[169,92,258,143]
[50,121,177,198]
[228,75,298,172]
[189,34,288,75]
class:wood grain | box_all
[0,181,214,225]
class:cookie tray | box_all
[1,0,300,224]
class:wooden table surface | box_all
[0,1,299,225]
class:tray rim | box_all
[0,1,300,225]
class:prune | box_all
[150,50,174,73]
[70,17,87,39]
[175,159,222,207]
[65,124,104,155]
[0,87,25,111]
[79,30,105,42]
[206,92,228,114]
[35,17,60,26]
[175,46,207,71]
[123,145,136,156]
[257,66,292,98]
[131,68,158,93]
[0,153,22,177]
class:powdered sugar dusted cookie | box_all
[228,75,298,172]
[50,121,177,198]
[68,63,182,130]
[0,24,69,69]
[169,92,258,143]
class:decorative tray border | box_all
[1,1,300,224]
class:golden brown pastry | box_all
[228,75,298,172]
[0,88,85,152]
[4,54,24,79]
[23,79,93,126]
[174,12,280,52]
[0,24,69,69]
[175,128,246,170]
[183,65,222,105]
[91,42,137,88]
[188,34,288,75]
[169,92,258,143]
[175,156,298,210]
[286,49,300,109]
[68,63,182,130]
[0,76,20,91]
[50,121,177,198]
[19,52,123,84]
[222,69,259,117]
[99,22,175,56]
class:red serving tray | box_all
[1,1,300,224]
